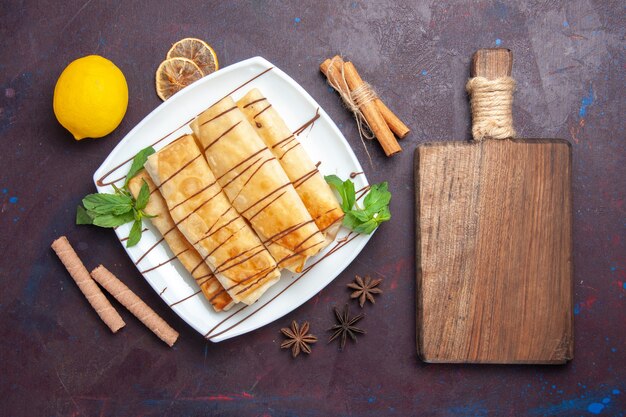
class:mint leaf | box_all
[325,175,347,209]
[326,175,392,235]
[353,218,378,234]
[325,174,356,212]
[92,211,135,228]
[374,206,391,223]
[83,193,133,215]
[343,177,356,212]
[125,146,155,187]
[325,174,343,189]
[342,211,362,230]
[135,180,150,210]
[350,209,372,222]
[126,219,142,247]
[76,205,94,225]
[363,182,391,215]
[78,148,155,245]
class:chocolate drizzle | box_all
[170,290,202,307]
[292,230,325,252]
[318,208,345,232]
[135,237,165,265]
[171,179,217,210]
[240,182,292,216]
[262,219,315,246]
[203,121,241,152]
[279,142,301,160]
[272,134,294,149]
[158,154,202,189]
[207,285,228,303]
[232,156,277,198]
[216,147,266,181]
[293,108,320,136]
[197,211,241,245]
[175,187,223,226]
[242,97,267,108]
[221,157,263,190]
[280,136,298,148]
[227,265,275,293]
[355,185,371,200]
[234,267,278,295]
[200,105,237,127]
[275,238,325,267]
[141,251,184,274]
[138,184,224,267]
[292,168,319,189]
[191,221,247,276]
[248,192,286,221]
[221,67,274,98]
[253,104,272,119]
[214,245,266,275]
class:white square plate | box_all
[93,57,371,342]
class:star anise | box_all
[280,320,317,358]
[348,275,383,307]
[328,304,365,350]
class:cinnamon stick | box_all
[376,99,410,139]
[320,56,410,139]
[342,61,401,156]
[51,236,125,333]
[91,265,179,347]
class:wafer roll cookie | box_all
[51,236,125,333]
[91,265,179,347]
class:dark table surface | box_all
[1,1,624,416]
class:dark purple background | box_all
[1,1,624,416]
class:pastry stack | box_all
[128,89,344,312]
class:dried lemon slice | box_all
[155,57,203,101]
[167,38,219,76]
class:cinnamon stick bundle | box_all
[320,55,410,157]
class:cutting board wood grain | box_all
[415,49,573,364]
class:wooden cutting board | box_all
[414,49,573,364]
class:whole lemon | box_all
[53,55,128,140]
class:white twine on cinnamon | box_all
[466,76,516,141]
[325,56,379,165]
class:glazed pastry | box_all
[144,135,281,305]
[128,171,234,312]
[237,88,343,243]
[190,97,327,272]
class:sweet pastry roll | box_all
[191,97,327,272]
[128,171,234,311]
[237,88,344,243]
[144,135,280,305]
